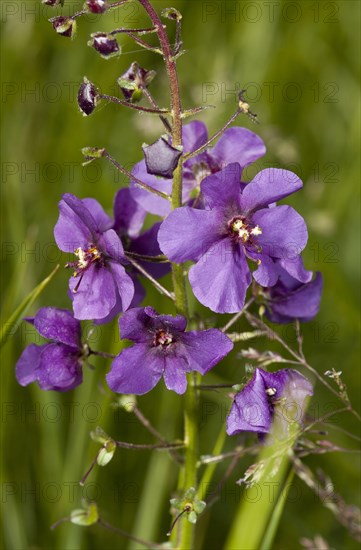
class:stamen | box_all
[265,387,277,397]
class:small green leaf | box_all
[70,502,98,526]
[90,426,109,445]
[187,511,197,524]
[97,440,116,466]
[0,264,59,349]
[193,500,206,515]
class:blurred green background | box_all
[1,1,360,549]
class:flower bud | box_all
[49,16,76,39]
[42,0,64,6]
[88,32,120,58]
[85,0,107,13]
[117,62,156,103]
[77,77,99,116]
[143,137,182,179]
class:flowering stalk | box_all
[137,2,197,547]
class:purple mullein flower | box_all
[16,308,85,391]
[54,193,134,322]
[226,367,313,437]
[106,307,233,395]
[260,262,323,324]
[158,164,308,313]
[130,121,266,216]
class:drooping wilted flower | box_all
[159,163,308,313]
[226,367,313,437]
[85,0,107,13]
[77,77,99,116]
[42,0,64,6]
[49,16,76,38]
[143,137,183,178]
[88,32,120,58]
[259,262,323,323]
[117,62,156,103]
[16,308,85,391]
[54,193,134,322]
[106,307,233,395]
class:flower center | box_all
[228,216,262,243]
[66,245,104,293]
[154,329,174,349]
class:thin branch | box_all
[98,518,165,550]
[99,94,170,115]
[125,250,169,263]
[133,405,183,464]
[126,256,175,301]
[183,109,242,161]
[221,298,254,332]
[110,26,160,36]
[104,150,171,201]
[115,440,184,450]
[142,87,172,133]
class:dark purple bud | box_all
[117,62,156,103]
[143,137,183,179]
[88,33,120,58]
[85,0,107,13]
[49,16,76,39]
[42,0,64,6]
[77,77,99,116]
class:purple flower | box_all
[54,193,134,322]
[260,263,323,324]
[106,307,233,395]
[226,367,313,437]
[130,121,265,216]
[158,164,308,313]
[16,308,84,392]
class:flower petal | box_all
[182,121,208,153]
[158,206,223,263]
[113,188,146,238]
[210,127,266,170]
[109,261,135,313]
[54,194,95,253]
[277,256,313,284]
[163,356,189,394]
[189,240,251,313]
[37,343,82,391]
[106,344,163,395]
[16,343,42,386]
[180,329,233,374]
[266,273,323,323]
[226,368,271,435]
[70,264,117,320]
[252,205,308,259]
[82,198,113,232]
[98,229,125,262]
[240,168,303,212]
[201,163,242,209]
[130,160,172,217]
[249,254,279,287]
[34,307,81,348]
